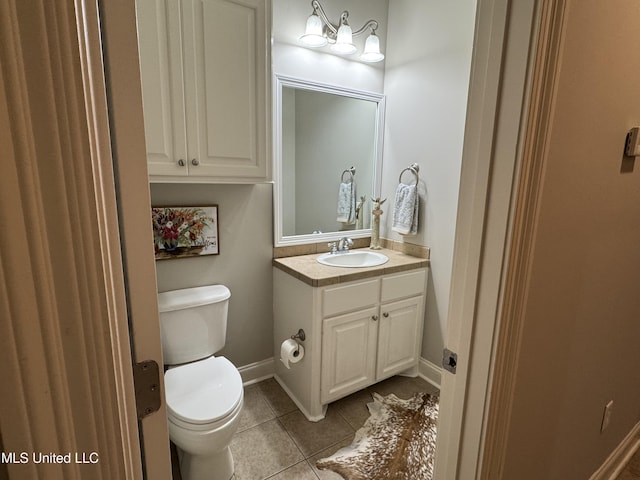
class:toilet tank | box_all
[157,285,231,365]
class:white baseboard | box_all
[239,356,442,394]
[418,357,442,390]
[238,357,275,386]
[273,374,327,422]
[590,421,640,480]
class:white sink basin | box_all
[317,251,389,268]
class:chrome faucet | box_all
[337,237,353,253]
[328,237,354,254]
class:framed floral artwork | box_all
[152,206,219,260]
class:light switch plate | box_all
[625,127,640,156]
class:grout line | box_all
[263,459,309,480]
[305,458,322,479]
[275,415,307,458]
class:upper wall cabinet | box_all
[136,0,271,183]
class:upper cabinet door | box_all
[182,0,269,180]
[136,0,189,176]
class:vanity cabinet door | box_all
[136,0,189,177]
[376,296,424,380]
[321,307,378,404]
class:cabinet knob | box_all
[371,315,378,321]
[191,158,199,166]
[177,159,185,167]
[383,312,389,318]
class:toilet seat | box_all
[165,356,243,428]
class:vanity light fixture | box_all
[299,0,385,63]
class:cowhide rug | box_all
[316,392,439,480]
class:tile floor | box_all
[171,375,439,480]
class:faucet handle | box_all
[328,242,338,254]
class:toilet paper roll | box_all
[280,339,304,369]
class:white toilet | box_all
[157,285,244,480]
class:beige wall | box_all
[502,1,640,478]
[151,184,274,368]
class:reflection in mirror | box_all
[275,76,385,245]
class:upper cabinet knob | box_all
[191,158,199,166]
[177,159,185,167]
[383,312,389,318]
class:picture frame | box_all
[151,205,219,260]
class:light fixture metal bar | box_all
[311,0,338,36]
[310,0,379,38]
[351,19,379,37]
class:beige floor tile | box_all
[231,419,304,480]
[267,460,319,480]
[279,407,354,458]
[237,385,277,433]
[257,378,299,417]
[332,388,375,431]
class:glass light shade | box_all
[300,13,328,47]
[360,33,385,63]
[331,24,357,54]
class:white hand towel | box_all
[337,182,356,224]
[392,183,419,235]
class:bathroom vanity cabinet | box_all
[136,0,270,183]
[273,250,428,421]
[321,270,426,403]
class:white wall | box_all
[272,0,477,363]
[272,0,388,93]
[151,0,476,370]
[381,0,476,364]
[151,184,274,368]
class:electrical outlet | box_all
[601,400,614,432]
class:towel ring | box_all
[398,163,420,185]
[341,166,356,184]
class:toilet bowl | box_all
[158,285,243,480]
[165,356,243,480]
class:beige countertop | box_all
[273,247,429,287]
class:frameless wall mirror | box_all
[274,75,385,246]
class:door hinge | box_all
[442,348,458,374]
[133,360,162,419]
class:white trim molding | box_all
[273,374,327,422]
[239,356,443,395]
[590,422,640,480]
[479,2,567,478]
[419,357,442,390]
[239,357,276,386]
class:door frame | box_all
[0,0,149,478]
[434,0,542,478]
[84,0,544,478]
[97,0,173,478]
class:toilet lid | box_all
[165,356,243,425]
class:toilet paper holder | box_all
[290,329,306,354]
[291,329,306,342]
